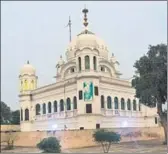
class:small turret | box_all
[19,61,38,93]
[110,53,120,72]
[56,55,65,75]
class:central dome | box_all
[66,30,109,60]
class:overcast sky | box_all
[1,1,167,110]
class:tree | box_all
[132,44,167,144]
[1,101,12,124]
[11,110,20,125]
[37,137,61,153]
[93,129,121,153]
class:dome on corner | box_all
[20,61,36,76]
[66,30,109,60]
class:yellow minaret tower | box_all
[19,61,38,93]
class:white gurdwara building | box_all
[19,8,158,132]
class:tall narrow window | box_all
[93,56,97,70]
[85,55,90,70]
[60,99,64,111]
[43,103,46,114]
[67,98,71,110]
[155,117,158,124]
[107,96,112,109]
[121,98,125,110]
[86,104,92,113]
[139,101,141,111]
[78,57,81,71]
[101,95,105,108]
[25,109,29,121]
[94,86,99,96]
[101,67,105,72]
[36,104,41,115]
[54,101,57,112]
[79,91,83,100]
[114,97,119,109]
[21,109,23,121]
[48,102,52,113]
[73,96,77,109]
[127,99,131,110]
[133,100,137,111]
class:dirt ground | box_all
[1,139,167,154]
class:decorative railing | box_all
[101,109,143,117]
[35,110,78,121]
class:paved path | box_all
[1,139,167,153]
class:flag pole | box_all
[69,16,72,42]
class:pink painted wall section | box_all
[1,127,164,149]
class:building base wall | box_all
[1,127,164,149]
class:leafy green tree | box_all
[132,44,167,144]
[11,110,20,125]
[37,137,61,153]
[93,129,121,153]
[1,101,12,124]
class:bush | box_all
[93,129,121,153]
[37,137,61,153]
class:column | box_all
[81,55,85,71]
[90,55,93,71]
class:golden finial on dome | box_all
[82,5,89,33]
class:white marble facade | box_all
[19,9,159,132]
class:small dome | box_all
[20,61,36,75]
[66,30,108,60]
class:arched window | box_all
[54,101,57,112]
[93,56,97,70]
[101,95,105,108]
[133,100,137,111]
[43,103,46,114]
[25,108,29,121]
[85,55,90,70]
[107,96,112,109]
[60,99,64,111]
[73,96,77,109]
[127,99,131,110]
[114,97,119,109]
[67,98,71,110]
[48,102,52,113]
[121,98,125,110]
[21,109,23,121]
[36,104,40,115]
[78,57,81,71]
